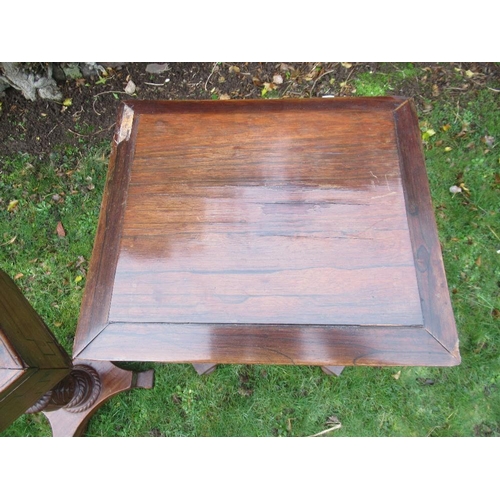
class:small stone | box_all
[125,80,136,95]
[80,63,104,78]
[145,63,169,74]
[449,185,462,194]
[273,74,283,85]
[63,63,82,80]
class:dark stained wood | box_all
[126,97,404,116]
[73,103,139,357]
[0,270,71,368]
[74,98,460,367]
[80,323,458,366]
[0,270,72,432]
[0,367,70,432]
[394,100,460,361]
[43,360,154,437]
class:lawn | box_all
[1,63,499,436]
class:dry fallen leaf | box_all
[56,221,66,238]
[273,74,283,85]
[341,62,352,68]
[392,370,401,380]
[0,235,17,246]
[14,273,24,280]
[219,93,231,100]
[75,275,83,283]
[483,135,495,147]
[7,200,19,212]
[75,255,86,268]
[228,65,240,74]
[261,82,277,96]
[124,80,136,95]
[449,185,462,194]
[459,182,470,194]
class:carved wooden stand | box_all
[0,270,154,436]
[42,360,153,437]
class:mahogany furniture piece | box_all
[0,270,153,436]
[0,97,460,436]
[74,97,460,370]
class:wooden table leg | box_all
[321,366,345,377]
[43,360,154,437]
[192,363,218,376]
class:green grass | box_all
[1,84,499,437]
[354,63,421,96]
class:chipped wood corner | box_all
[116,104,134,145]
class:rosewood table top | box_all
[73,97,460,367]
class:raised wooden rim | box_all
[73,98,459,366]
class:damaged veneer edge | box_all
[116,104,134,145]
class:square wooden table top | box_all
[73,97,460,367]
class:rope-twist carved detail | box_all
[25,365,101,415]
[26,391,52,414]
[64,365,101,413]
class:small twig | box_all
[47,124,58,137]
[68,122,115,138]
[93,99,101,116]
[309,423,342,437]
[0,235,17,247]
[487,87,500,92]
[310,65,339,95]
[280,81,294,97]
[204,62,219,91]
[488,225,500,242]
[220,62,251,75]
[144,82,165,86]
[93,90,130,98]
[344,66,356,85]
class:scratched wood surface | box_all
[74,98,459,366]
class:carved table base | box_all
[43,360,154,437]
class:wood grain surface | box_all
[74,98,460,366]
